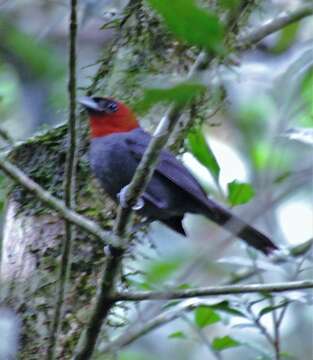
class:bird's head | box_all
[79,96,139,138]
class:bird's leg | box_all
[118,185,145,210]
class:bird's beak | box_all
[78,96,101,111]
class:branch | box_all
[236,4,313,50]
[99,278,313,354]
[100,299,212,353]
[99,238,313,353]
[0,156,111,244]
[47,1,78,359]
[112,280,313,302]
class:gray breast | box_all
[89,134,138,200]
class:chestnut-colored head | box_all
[79,96,139,138]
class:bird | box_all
[79,95,278,255]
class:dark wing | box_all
[125,129,278,255]
[125,129,211,207]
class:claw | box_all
[132,197,144,210]
[118,185,145,210]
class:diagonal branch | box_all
[100,299,213,353]
[0,156,111,244]
[236,3,313,50]
[47,1,79,359]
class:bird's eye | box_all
[97,99,118,113]
[92,97,118,113]
[106,101,118,113]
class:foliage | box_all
[0,0,312,359]
[187,126,220,183]
[211,335,240,351]
[134,82,206,114]
[227,180,255,206]
[147,0,224,52]
[194,306,221,328]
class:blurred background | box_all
[0,0,312,359]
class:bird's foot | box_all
[132,198,145,210]
[118,185,145,211]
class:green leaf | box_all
[168,331,186,339]
[271,22,299,54]
[210,300,246,317]
[187,127,220,182]
[252,140,293,171]
[298,69,313,126]
[280,352,297,359]
[258,300,289,317]
[290,237,313,257]
[212,335,240,351]
[301,69,313,105]
[134,82,206,114]
[227,180,255,206]
[147,0,224,52]
[194,306,221,328]
[146,258,183,284]
[274,171,292,184]
[176,283,192,289]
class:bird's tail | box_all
[201,200,278,255]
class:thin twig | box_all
[182,314,223,360]
[99,276,313,354]
[0,156,111,244]
[246,301,275,346]
[247,250,279,354]
[275,255,309,329]
[98,278,313,353]
[272,246,311,359]
[99,299,215,354]
[111,280,313,301]
[271,298,281,360]
[236,3,313,50]
[47,1,78,359]
[103,240,312,353]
